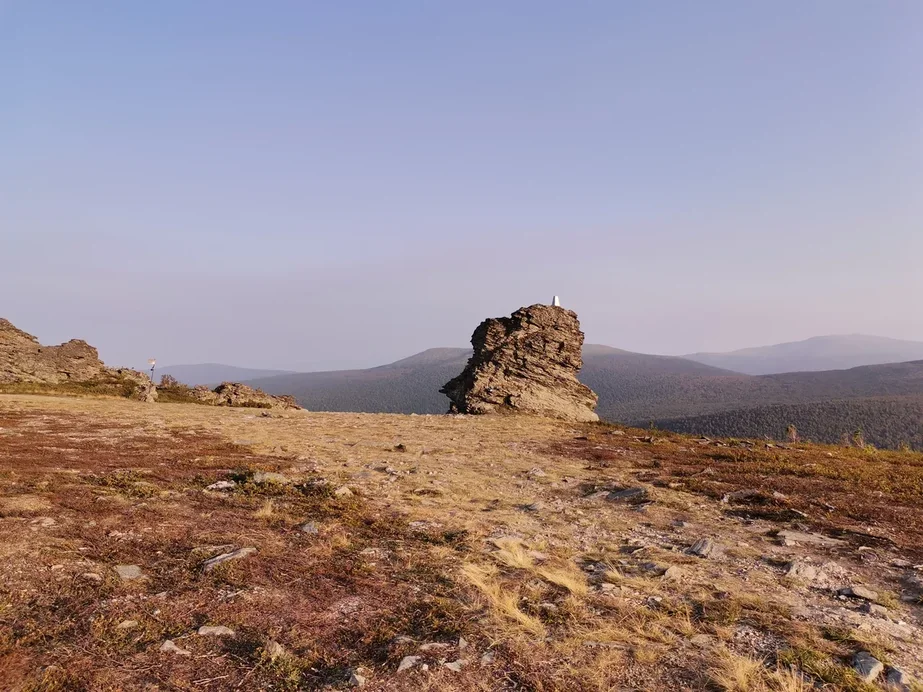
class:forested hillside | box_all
[656,395,923,450]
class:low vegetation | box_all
[1,394,921,690]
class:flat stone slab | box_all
[839,586,879,602]
[114,564,145,581]
[198,625,235,637]
[202,547,257,572]
[159,639,191,656]
[776,530,845,547]
[607,487,649,503]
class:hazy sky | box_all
[3,2,922,371]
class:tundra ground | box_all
[0,394,921,691]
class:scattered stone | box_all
[440,304,599,422]
[480,651,495,666]
[265,640,287,661]
[114,564,145,581]
[722,489,764,503]
[607,487,649,504]
[886,667,911,691]
[444,660,466,672]
[891,559,913,568]
[205,480,236,491]
[839,586,879,603]
[662,565,684,581]
[299,521,319,534]
[852,651,883,683]
[80,572,103,583]
[784,559,819,582]
[116,619,138,630]
[458,636,469,651]
[860,602,891,618]
[159,640,191,656]
[349,670,367,687]
[198,625,235,637]
[419,642,451,652]
[397,655,421,672]
[527,467,547,478]
[334,486,354,498]
[251,471,291,485]
[31,517,56,528]
[690,634,713,647]
[687,537,723,558]
[202,547,257,572]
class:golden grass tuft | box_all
[254,498,276,519]
[708,649,766,691]
[461,562,546,637]
[490,537,535,569]
[537,566,589,596]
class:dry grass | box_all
[537,566,589,596]
[460,562,546,638]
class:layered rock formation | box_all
[190,382,300,410]
[0,318,106,384]
[441,304,599,422]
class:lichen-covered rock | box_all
[0,318,106,384]
[441,304,599,422]
[191,382,300,410]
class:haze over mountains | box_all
[159,335,923,450]
[684,334,923,375]
[157,363,294,385]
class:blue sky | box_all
[2,2,921,370]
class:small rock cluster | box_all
[190,382,301,410]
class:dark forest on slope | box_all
[656,395,923,450]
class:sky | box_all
[2,1,922,371]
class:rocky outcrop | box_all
[109,368,159,402]
[441,304,599,422]
[190,382,301,410]
[0,319,106,384]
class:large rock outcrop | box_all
[190,382,301,410]
[0,318,106,384]
[441,304,599,422]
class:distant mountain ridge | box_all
[241,348,923,450]
[684,334,923,375]
[163,335,923,450]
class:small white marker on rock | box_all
[552,295,561,307]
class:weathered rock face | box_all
[0,319,106,384]
[441,304,599,422]
[191,382,301,410]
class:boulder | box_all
[441,304,599,422]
